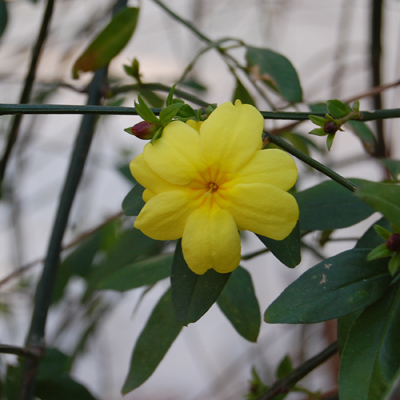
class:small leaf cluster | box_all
[367,225,400,276]
[125,89,216,142]
[309,99,360,150]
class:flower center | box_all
[208,182,219,193]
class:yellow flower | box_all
[130,100,299,275]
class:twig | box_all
[0,344,43,359]
[255,342,338,400]
[0,0,55,189]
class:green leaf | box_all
[96,253,173,291]
[257,222,301,268]
[72,8,140,78]
[135,93,160,124]
[122,288,182,393]
[326,99,351,119]
[117,164,137,184]
[308,115,326,127]
[37,348,70,380]
[265,249,391,324]
[295,180,374,231]
[276,355,293,379]
[338,283,400,400]
[356,217,392,250]
[388,252,400,276]
[355,181,400,227]
[217,266,260,342]
[367,243,392,261]
[380,158,400,181]
[233,79,256,106]
[373,224,392,240]
[122,184,145,216]
[177,104,197,119]
[140,90,164,108]
[171,240,231,325]
[347,120,377,154]
[159,103,184,126]
[246,46,302,103]
[326,133,335,150]
[337,310,362,354]
[0,0,8,38]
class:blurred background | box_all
[0,0,399,399]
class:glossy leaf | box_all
[295,180,374,231]
[217,266,260,342]
[326,99,351,119]
[171,240,231,325]
[122,184,145,216]
[339,284,400,400]
[265,249,391,324]
[122,288,182,393]
[0,0,7,38]
[72,8,139,78]
[337,310,362,354]
[257,222,301,268]
[233,79,256,106]
[96,253,173,291]
[355,181,400,227]
[246,46,302,103]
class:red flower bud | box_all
[386,233,400,252]
[324,121,338,134]
[130,121,159,140]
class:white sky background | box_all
[0,0,400,399]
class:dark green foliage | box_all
[217,266,261,342]
[122,289,182,393]
[122,184,145,216]
[257,222,301,268]
[171,240,231,325]
[265,249,391,323]
[295,180,374,231]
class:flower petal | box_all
[230,149,298,191]
[130,153,181,195]
[200,101,264,172]
[226,183,299,240]
[182,206,241,274]
[134,191,196,240]
[143,121,206,185]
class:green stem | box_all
[3,104,400,122]
[0,345,40,358]
[0,0,55,189]
[255,342,338,400]
[264,132,357,192]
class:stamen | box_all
[208,182,218,193]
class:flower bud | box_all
[386,233,400,252]
[130,121,159,140]
[324,121,338,134]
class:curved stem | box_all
[0,0,55,189]
[255,342,338,400]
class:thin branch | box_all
[255,342,338,400]
[263,131,357,192]
[0,0,55,189]
[0,345,42,359]
[2,103,400,122]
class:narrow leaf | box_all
[265,249,391,324]
[233,79,256,106]
[72,8,139,78]
[326,99,351,119]
[171,240,231,325]
[246,46,302,103]
[257,222,301,268]
[135,94,160,124]
[122,288,182,393]
[355,181,400,227]
[96,253,173,291]
[217,266,261,342]
[380,158,400,181]
[347,120,377,154]
[159,103,184,126]
[295,179,374,231]
[122,184,145,216]
[356,217,392,250]
[339,284,400,400]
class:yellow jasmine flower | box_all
[130,100,299,275]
